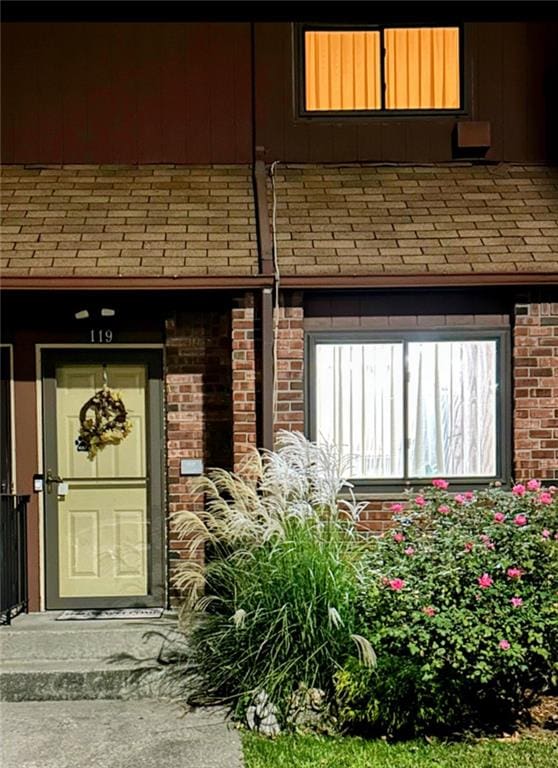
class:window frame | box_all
[296,22,467,119]
[305,328,511,494]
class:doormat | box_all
[56,608,164,621]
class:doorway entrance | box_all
[42,350,164,609]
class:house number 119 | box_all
[90,329,113,343]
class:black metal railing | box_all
[1,494,29,625]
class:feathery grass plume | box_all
[232,608,247,629]
[351,634,377,668]
[328,607,343,629]
[168,431,375,730]
[171,430,367,602]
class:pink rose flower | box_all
[542,529,551,539]
[432,479,449,490]
[514,514,527,526]
[478,573,493,589]
[538,492,553,505]
[438,505,450,515]
[493,512,506,523]
[388,578,405,591]
[527,479,541,491]
[511,597,523,608]
[455,494,467,504]
[464,541,474,552]
[512,484,526,496]
[423,606,436,617]
[393,532,405,543]
[506,567,522,580]
[390,503,405,513]
[464,491,475,501]
[404,546,415,556]
[415,496,426,507]
[499,639,510,651]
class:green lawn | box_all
[243,732,558,768]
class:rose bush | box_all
[336,480,558,737]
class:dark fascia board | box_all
[4,1,558,23]
[3,273,557,292]
[281,273,558,290]
[1,276,274,291]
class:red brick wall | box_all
[165,308,232,602]
[274,295,305,435]
[232,293,258,470]
[514,302,558,483]
[356,500,400,533]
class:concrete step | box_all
[0,612,189,702]
[1,614,180,661]
[0,660,171,702]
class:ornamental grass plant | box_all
[171,431,374,727]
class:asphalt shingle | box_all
[268,163,558,276]
[1,165,258,277]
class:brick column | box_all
[231,293,258,471]
[274,293,305,435]
[514,302,558,483]
[166,315,204,603]
[165,308,232,604]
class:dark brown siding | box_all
[3,20,557,165]
[1,23,253,164]
[255,22,558,163]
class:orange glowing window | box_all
[304,27,461,113]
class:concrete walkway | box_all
[0,700,243,768]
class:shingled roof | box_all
[269,163,558,276]
[1,165,258,277]
[2,162,557,282]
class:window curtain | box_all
[407,341,497,477]
[385,27,460,109]
[315,343,403,477]
[305,31,381,111]
[315,339,497,480]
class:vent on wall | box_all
[453,121,491,158]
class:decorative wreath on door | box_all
[75,382,133,460]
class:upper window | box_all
[306,330,510,490]
[302,25,462,114]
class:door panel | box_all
[58,486,147,597]
[43,350,164,609]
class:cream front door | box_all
[43,351,164,609]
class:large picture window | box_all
[307,331,510,490]
[301,25,462,114]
